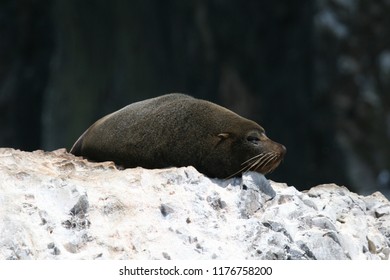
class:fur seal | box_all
[70,93,286,178]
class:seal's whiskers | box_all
[226,152,282,179]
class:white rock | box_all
[0,148,389,260]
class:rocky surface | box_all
[0,148,389,260]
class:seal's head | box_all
[231,128,286,177]
[210,120,286,178]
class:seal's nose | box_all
[280,144,287,155]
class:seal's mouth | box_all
[226,144,286,178]
[243,151,284,175]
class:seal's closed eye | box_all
[247,135,260,144]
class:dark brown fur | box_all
[70,93,286,178]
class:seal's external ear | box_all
[218,133,230,140]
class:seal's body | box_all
[70,93,285,178]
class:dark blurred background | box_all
[1,0,389,197]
